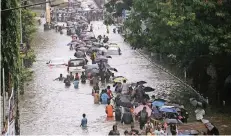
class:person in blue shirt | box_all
[80,113,87,128]
[73,77,79,89]
[101,89,109,104]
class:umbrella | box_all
[91,46,100,51]
[109,68,118,72]
[76,44,86,48]
[106,55,112,58]
[117,95,133,108]
[164,119,183,124]
[99,47,107,52]
[89,68,99,75]
[154,98,166,102]
[152,100,165,107]
[71,41,79,46]
[137,81,147,85]
[95,56,108,63]
[93,42,101,46]
[113,76,127,83]
[159,107,177,113]
[78,46,89,52]
[74,51,86,58]
[67,42,72,46]
[143,87,155,92]
[134,105,152,117]
[83,64,98,69]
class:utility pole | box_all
[2,68,6,130]
[102,0,105,20]
[19,0,24,52]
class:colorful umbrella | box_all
[152,100,165,107]
[134,105,152,117]
[143,86,155,92]
[159,107,177,113]
[113,76,127,83]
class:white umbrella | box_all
[99,47,107,52]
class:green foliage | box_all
[125,0,231,65]
[1,0,21,91]
[19,68,34,91]
[104,0,133,17]
[1,0,37,94]
[22,9,37,43]
[20,50,36,62]
[103,12,115,25]
[124,0,231,104]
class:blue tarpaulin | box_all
[160,107,177,113]
[152,101,165,107]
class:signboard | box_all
[4,88,15,136]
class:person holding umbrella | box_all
[138,107,148,130]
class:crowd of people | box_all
[47,3,221,135]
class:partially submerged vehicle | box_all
[46,58,67,67]
[67,57,86,73]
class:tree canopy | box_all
[122,0,231,105]
[1,0,37,95]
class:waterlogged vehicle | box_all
[67,58,86,73]
[46,58,67,67]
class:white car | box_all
[46,58,67,67]
[67,58,86,73]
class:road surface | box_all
[19,21,197,135]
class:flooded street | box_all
[19,21,197,135]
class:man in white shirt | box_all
[144,120,154,130]
[121,80,129,94]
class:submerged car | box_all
[46,58,67,67]
[67,58,86,73]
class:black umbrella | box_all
[106,56,112,58]
[154,98,166,102]
[137,81,147,85]
[74,51,86,58]
[117,95,133,108]
[143,86,155,92]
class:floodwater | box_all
[19,21,197,135]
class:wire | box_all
[1,0,60,12]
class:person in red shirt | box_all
[107,86,113,100]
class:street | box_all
[18,20,194,135]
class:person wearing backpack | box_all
[138,107,148,130]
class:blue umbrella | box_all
[159,107,177,113]
[152,101,165,107]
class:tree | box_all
[22,9,37,44]
[124,0,231,105]
[1,0,21,96]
